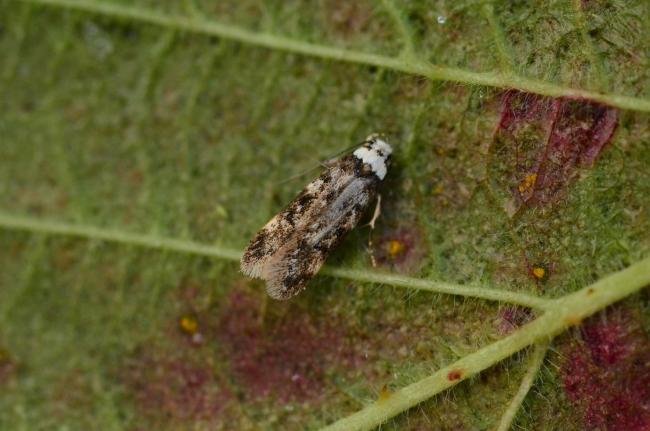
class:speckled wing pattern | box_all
[264,162,379,298]
[239,166,340,280]
[241,135,392,300]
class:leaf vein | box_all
[0,212,550,309]
[495,341,549,431]
[21,0,650,112]
[320,258,650,430]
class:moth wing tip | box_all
[264,278,304,301]
[240,256,263,278]
[265,286,290,300]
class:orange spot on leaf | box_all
[518,173,538,194]
[386,240,406,259]
[532,266,546,280]
[179,315,199,335]
[447,369,463,381]
[377,385,392,402]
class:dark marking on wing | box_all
[240,157,357,278]
[263,175,378,299]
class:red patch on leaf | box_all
[124,283,446,418]
[0,348,16,385]
[561,307,650,430]
[496,306,533,335]
[581,313,637,366]
[325,0,372,36]
[216,290,354,403]
[491,91,618,212]
[123,352,232,423]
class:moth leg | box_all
[367,194,382,267]
[367,194,382,230]
[368,231,378,268]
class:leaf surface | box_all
[0,0,648,430]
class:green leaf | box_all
[1,0,648,430]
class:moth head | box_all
[353,134,393,180]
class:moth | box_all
[240,134,393,300]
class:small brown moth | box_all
[240,134,393,299]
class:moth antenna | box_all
[274,164,322,185]
[275,145,354,185]
[276,134,385,185]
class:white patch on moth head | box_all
[353,137,392,180]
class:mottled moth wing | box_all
[240,134,392,300]
[263,170,378,299]
[240,161,355,279]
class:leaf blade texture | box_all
[1,0,649,430]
